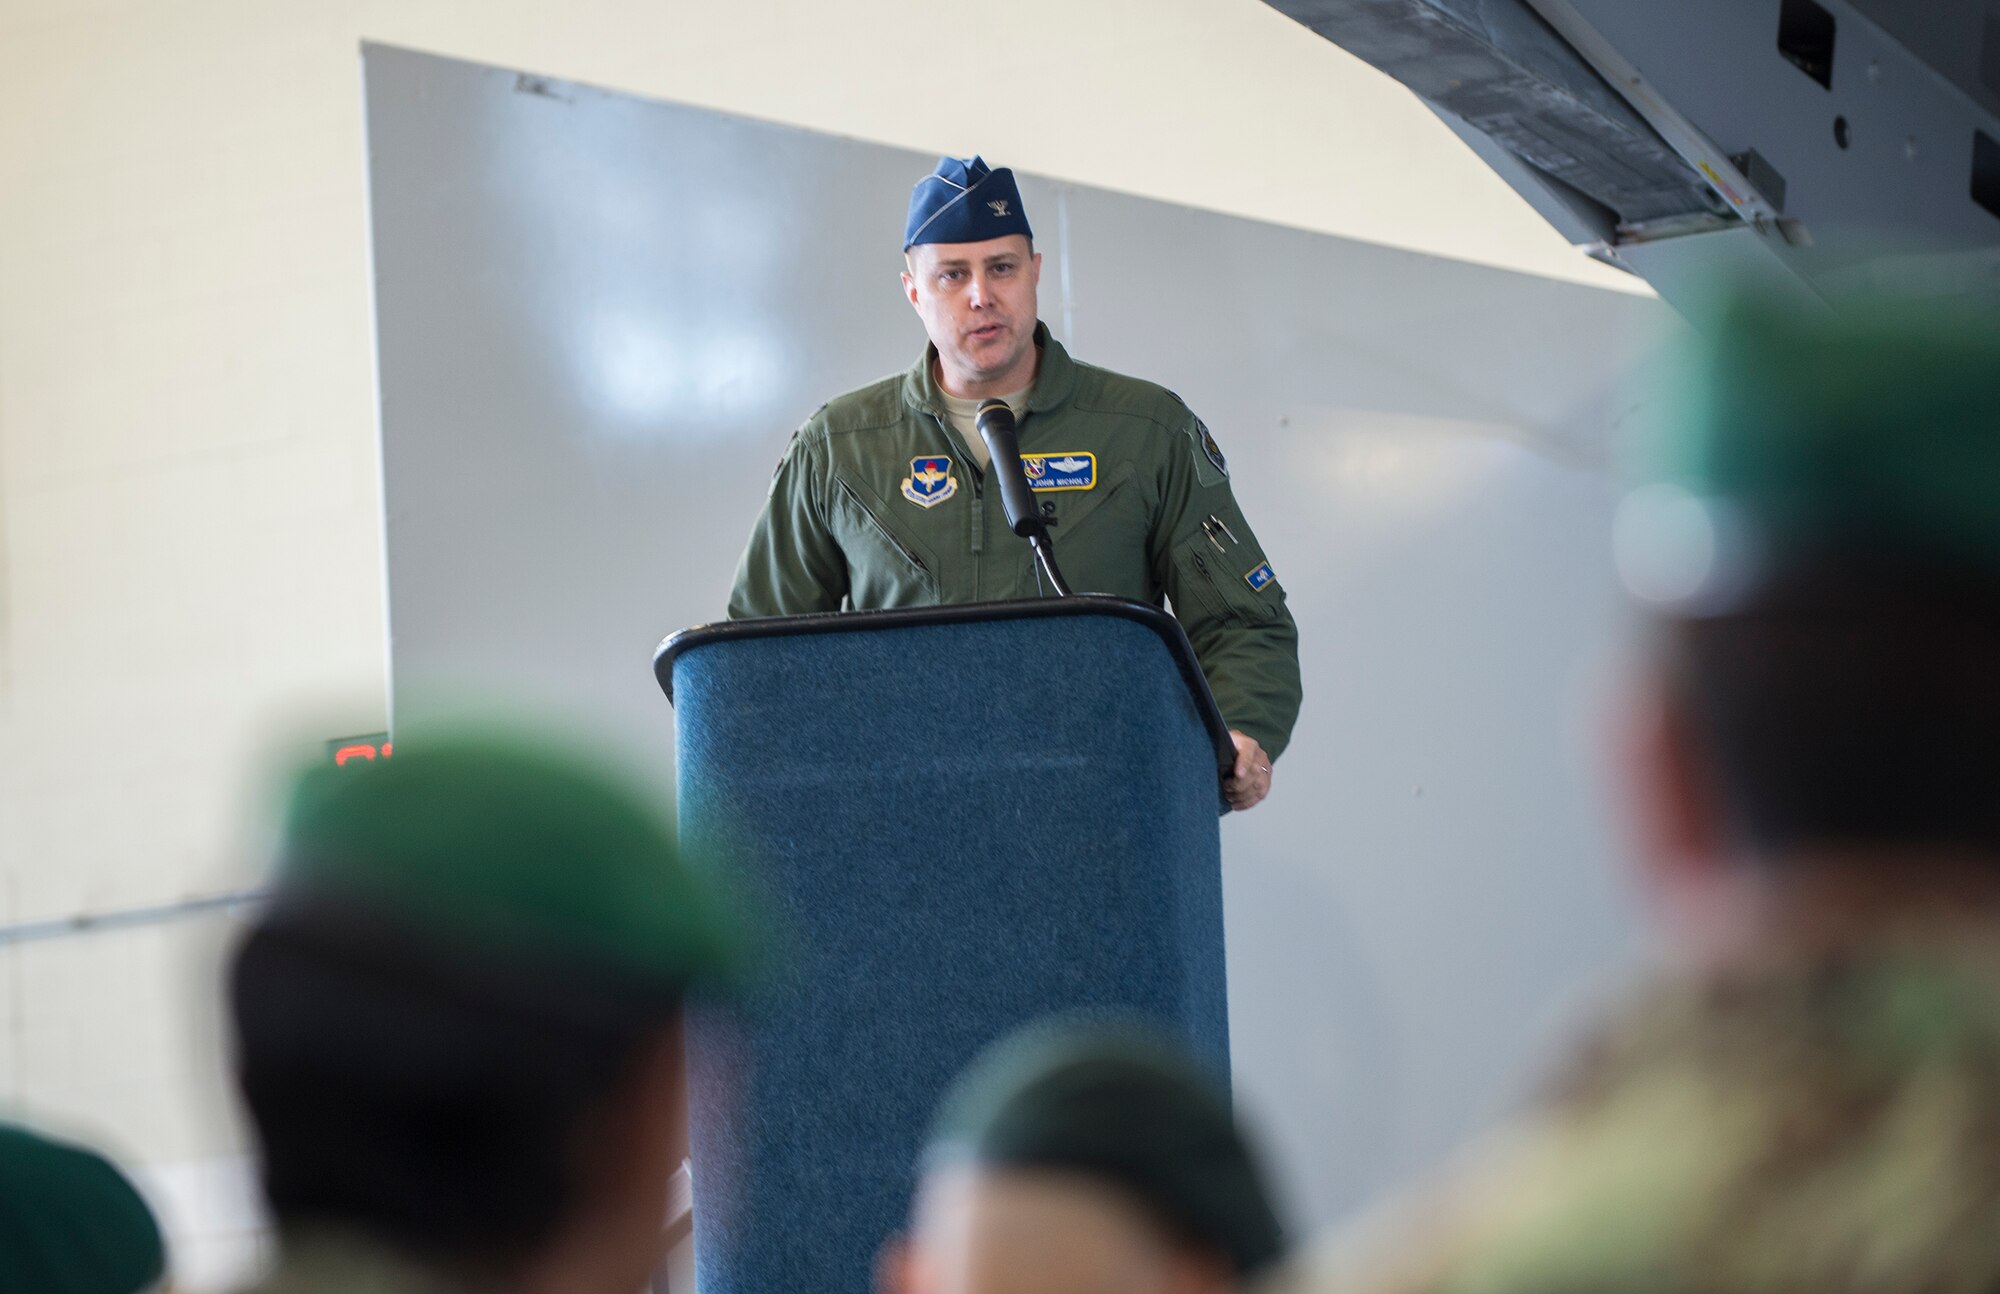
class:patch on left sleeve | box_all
[1200,422,1228,477]
[772,424,805,480]
[1188,418,1228,486]
[1245,560,1277,592]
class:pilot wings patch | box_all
[1019,452,1096,492]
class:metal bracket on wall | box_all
[0,889,266,947]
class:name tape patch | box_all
[1020,452,1096,492]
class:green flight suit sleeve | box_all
[727,424,848,618]
[1152,411,1303,760]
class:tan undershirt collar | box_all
[939,386,1030,471]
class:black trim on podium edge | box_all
[655,595,1238,790]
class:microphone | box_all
[975,399,1043,539]
[974,397,1074,596]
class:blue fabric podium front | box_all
[656,596,1235,1294]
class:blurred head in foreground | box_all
[228,722,748,1294]
[1614,292,2000,930]
[1265,295,2000,1294]
[0,1122,166,1293]
[880,1023,1284,1294]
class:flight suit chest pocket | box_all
[1039,463,1150,598]
[1046,461,1136,538]
[831,474,940,602]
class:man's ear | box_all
[1620,669,1726,901]
[1030,249,1042,285]
[875,1233,919,1294]
[577,1018,688,1217]
[529,1021,689,1294]
[902,268,920,309]
[1164,1246,1236,1294]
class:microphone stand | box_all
[975,398,1074,597]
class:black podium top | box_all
[656,595,1237,785]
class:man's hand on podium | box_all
[1224,731,1273,811]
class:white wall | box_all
[0,1,1646,1287]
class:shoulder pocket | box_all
[1176,536,1285,627]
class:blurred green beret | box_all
[925,1023,1285,1276]
[274,721,749,992]
[0,1123,165,1294]
[1616,293,2000,611]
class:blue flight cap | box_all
[904,155,1033,251]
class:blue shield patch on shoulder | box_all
[902,456,958,508]
[1244,560,1277,592]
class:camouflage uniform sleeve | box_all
[1153,408,1302,759]
[727,420,848,618]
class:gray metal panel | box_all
[1266,0,1717,225]
[1427,103,1625,248]
[1609,222,1829,312]
[1272,0,2000,306]
[364,45,1675,1234]
[1559,0,2000,292]
[1846,0,2000,120]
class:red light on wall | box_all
[327,734,393,767]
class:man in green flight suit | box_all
[1265,295,2000,1294]
[729,156,1301,811]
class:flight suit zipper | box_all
[927,408,983,598]
[1187,549,1241,626]
[834,477,929,576]
[972,475,984,599]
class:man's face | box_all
[902,235,1041,395]
[885,1167,1233,1294]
